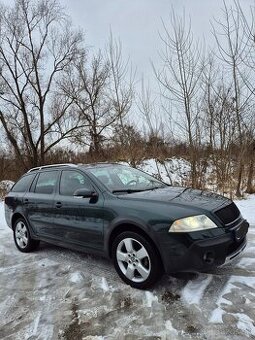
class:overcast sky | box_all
[61,0,253,82]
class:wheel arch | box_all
[107,223,164,270]
[11,213,35,238]
[11,213,25,230]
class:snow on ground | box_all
[181,274,213,305]
[235,195,255,226]
[0,201,8,230]
[0,195,255,339]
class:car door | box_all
[24,170,59,236]
[52,169,105,251]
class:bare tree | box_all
[0,0,83,169]
[202,55,237,195]
[245,131,255,194]
[138,79,163,137]
[138,78,169,161]
[233,0,255,194]
[212,0,251,196]
[107,32,135,128]
[154,10,204,187]
[61,33,136,158]
[112,123,145,167]
[61,51,116,156]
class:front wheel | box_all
[13,218,40,252]
[112,231,162,289]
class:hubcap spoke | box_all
[116,250,127,262]
[124,238,133,253]
[125,265,135,280]
[136,263,149,279]
[136,247,147,260]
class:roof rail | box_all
[27,163,77,173]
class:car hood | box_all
[117,186,231,212]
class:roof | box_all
[27,162,122,173]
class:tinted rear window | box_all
[11,174,35,193]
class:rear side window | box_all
[11,174,35,193]
[35,171,58,194]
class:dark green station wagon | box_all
[4,163,249,289]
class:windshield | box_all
[88,165,167,193]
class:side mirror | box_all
[73,188,98,198]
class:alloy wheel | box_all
[15,221,29,249]
[116,237,151,283]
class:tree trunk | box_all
[235,161,243,197]
[246,158,254,193]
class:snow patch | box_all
[236,257,255,270]
[32,313,41,335]
[235,195,255,225]
[210,307,225,323]
[0,201,9,230]
[211,275,255,312]
[100,277,109,292]
[145,291,158,307]
[83,337,105,340]
[69,271,85,284]
[181,274,212,305]
[236,313,255,336]
[165,319,178,335]
[36,258,59,268]
[210,275,255,330]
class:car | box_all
[4,163,249,289]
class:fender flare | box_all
[104,216,159,258]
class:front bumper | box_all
[158,219,249,274]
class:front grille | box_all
[215,202,240,225]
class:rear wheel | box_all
[13,218,40,252]
[112,231,162,289]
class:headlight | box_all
[169,215,217,233]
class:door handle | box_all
[55,202,62,208]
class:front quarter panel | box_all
[103,195,206,256]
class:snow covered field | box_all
[0,197,254,339]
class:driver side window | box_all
[60,170,92,196]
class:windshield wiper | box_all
[112,189,146,194]
[112,186,164,194]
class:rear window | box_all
[11,174,35,193]
[35,171,58,194]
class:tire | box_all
[112,231,162,289]
[13,218,40,253]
